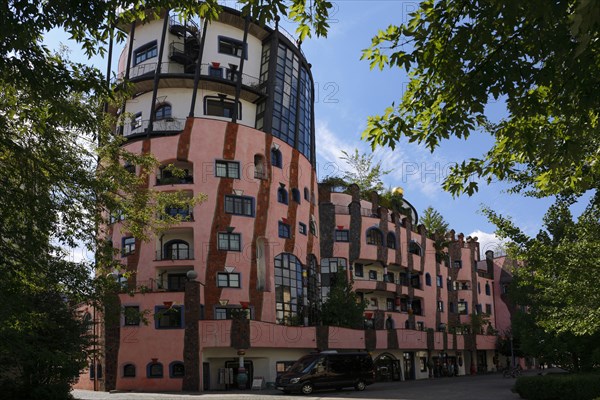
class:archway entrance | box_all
[374,353,401,381]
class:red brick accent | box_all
[284,150,300,253]
[177,117,194,161]
[203,122,238,319]
[248,134,273,321]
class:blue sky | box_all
[46,0,587,259]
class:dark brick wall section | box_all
[374,310,385,330]
[204,122,238,319]
[378,206,388,263]
[418,224,427,274]
[318,201,335,258]
[348,184,361,265]
[405,220,415,328]
[103,293,121,391]
[231,317,250,349]
[177,117,193,161]
[316,325,329,351]
[248,134,273,321]
[387,328,399,350]
[364,327,376,351]
[183,280,200,391]
[284,150,300,254]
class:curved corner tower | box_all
[75,6,501,394]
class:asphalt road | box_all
[73,371,526,400]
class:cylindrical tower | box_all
[99,7,321,392]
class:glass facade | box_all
[274,253,303,325]
[266,42,314,162]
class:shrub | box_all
[515,373,600,400]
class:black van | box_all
[275,351,375,394]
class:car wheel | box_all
[355,380,366,391]
[301,382,314,395]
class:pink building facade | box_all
[75,7,505,392]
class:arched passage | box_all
[374,352,401,381]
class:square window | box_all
[134,41,157,66]
[122,236,135,256]
[124,305,140,326]
[457,301,468,315]
[131,112,142,131]
[155,306,183,329]
[217,232,241,251]
[453,260,463,268]
[278,222,291,238]
[436,275,443,288]
[298,222,307,235]
[215,160,240,179]
[437,301,444,312]
[354,263,364,277]
[225,195,254,216]
[217,272,241,288]
[205,98,241,119]
[334,229,349,242]
[218,36,247,58]
[369,270,377,280]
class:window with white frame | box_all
[218,232,241,251]
[217,272,240,288]
[215,160,240,179]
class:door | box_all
[403,352,415,380]
[224,360,253,389]
[202,362,210,391]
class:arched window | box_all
[170,361,185,378]
[147,362,163,378]
[291,188,301,203]
[408,241,422,256]
[366,228,383,246]
[485,282,491,296]
[254,154,266,179]
[277,187,288,204]
[123,364,136,378]
[386,232,397,249]
[425,273,432,286]
[155,104,172,120]
[271,148,282,168]
[163,240,190,260]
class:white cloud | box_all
[468,230,507,257]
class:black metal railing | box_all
[121,117,186,137]
[155,249,194,261]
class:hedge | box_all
[515,373,600,400]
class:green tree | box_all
[1,2,336,397]
[361,0,600,200]
[421,206,449,234]
[338,149,391,194]
[321,271,366,328]
[484,200,600,369]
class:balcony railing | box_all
[156,174,194,185]
[121,117,186,137]
[114,61,266,95]
[156,249,194,261]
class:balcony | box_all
[113,61,266,103]
[121,117,186,137]
[155,248,194,261]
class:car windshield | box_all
[288,355,320,373]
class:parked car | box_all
[276,351,375,394]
